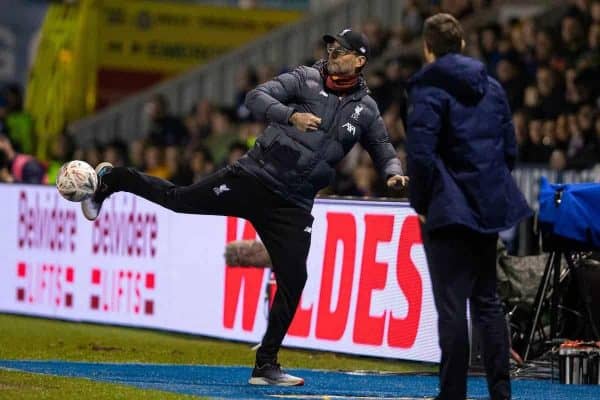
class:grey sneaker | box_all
[81,162,113,221]
[248,363,304,386]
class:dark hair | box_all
[191,144,214,163]
[423,13,464,57]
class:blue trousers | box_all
[422,226,511,400]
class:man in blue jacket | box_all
[406,14,531,400]
[79,29,408,386]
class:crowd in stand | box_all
[1,0,600,197]
[466,0,600,172]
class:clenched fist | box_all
[289,112,322,132]
[386,175,409,189]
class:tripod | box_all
[523,236,600,361]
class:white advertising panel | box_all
[0,184,439,363]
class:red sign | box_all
[222,212,424,348]
[17,191,77,252]
[89,267,156,315]
[91,197,158,258]
[15,261,75,308]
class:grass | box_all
[0,369,201,400]
[0,313,435,399]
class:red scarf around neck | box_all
[325,74,359,93]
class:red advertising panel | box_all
[0,185,439,363]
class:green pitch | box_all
[0,314,434,399]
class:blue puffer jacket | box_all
[406,53,532,233]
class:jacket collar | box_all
[407,53,488,103]
[313,59,369,100]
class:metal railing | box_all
[69,0,407,147]
[513,166,600,209]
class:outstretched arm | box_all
[360,113,408,189]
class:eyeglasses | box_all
[326,44,355,57]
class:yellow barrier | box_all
[25,0,98,160]
[99,0,301,72]
[26,0,301,160]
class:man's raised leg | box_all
[82,164,254,220]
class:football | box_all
[56,160,98,202]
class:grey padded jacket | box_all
[236,60,403,210]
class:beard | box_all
[327,60,352,76]
[326,62,339,75]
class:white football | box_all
[56,160,98,202]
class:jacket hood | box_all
[409,53,487,103]
[313,59,370,95]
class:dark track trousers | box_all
[101,165,313,365]
[421,226,511,400]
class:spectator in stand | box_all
[303,41,327,66]
[508,19,529,59]
[187,145,214,184]
[535,66,565,119]
[352,164,377,196]
[144,93,187,147]
[533,29,559,72]
[46,132,75,185]
[224,141,249,167]
[169,144,214,186]
[203,109,240,165]
[362,18,386,59]
[561,14,588,66]
[439,0,481,19]
[0,145,14,183]
[0,134,46,184]
[521,119,553,163]
[549,148,568,170]
[479,24,502,76]
[370,58,408,113]
[554,114,571,151]
[237,120,263,149]
[234,66,258,121]
[142,142,170,179]
[1,84,34,155]
[496,55,527,111]
[164,145,182,181]
[512,110,530,161]
[352,151,380,197]
[186,100,213,143]
[129,139,146,170]
[103,141,129,168]
[592,0,600,24]
[382,102,407,148]
[567,104,599,169]
[565,68,582,107]
[578,22,600,69]
[400,0,424,38]
[521,17,538,51]
[77,146,101,169]
[569,0,593,27]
